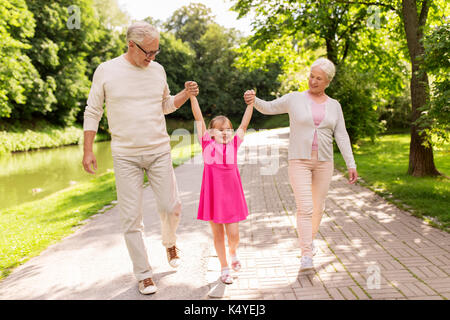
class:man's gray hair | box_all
[311,58,336,82]
[126,21,159,44]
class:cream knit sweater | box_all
[83,54,177,156]
[255,91,356,169]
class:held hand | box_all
[348,168,358,184]
[82,151,97,174]
[244,89,256,106]
[185,81,199,97]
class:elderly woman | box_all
[244,58,358,271]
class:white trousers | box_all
[113,151,181,281]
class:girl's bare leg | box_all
[209,221,228,268]
[225,222,240,257]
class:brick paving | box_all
[206,127,449,300]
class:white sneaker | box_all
[300,256,314,271]
[138,278,157,295]
[166,245,180,268]
[312,241,318,256]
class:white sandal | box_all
[220,267,233,284]
[231,255,241,272]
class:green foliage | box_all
[24,0,106,125]
[160,4,283,124]
[151,29,196,120]
[0,0,51,118]
[377,89,412,131]
[0,119,107,154]
[92,0,130,29]
[0,1,283,142]
[0,0,127,127]
[164,3,215,52]
[418,23,450,147]
[232,0,389,64]
[234,34,318,95]
[327,62,382,143]
[232,0,401,142]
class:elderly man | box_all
[82,21,198,295]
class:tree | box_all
[0,0,56,120]
[419,23,450,148]
[22,0,100,125]
[21,0,128,126]
[164,3,215,52]
[400,0,441,176]
[92,0,130,30]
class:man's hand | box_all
[244,89,256,106]
[348,168,358,184]
[82,151,97,174]
[185,81,199,97]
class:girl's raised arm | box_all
[236,103,254,141]
[190,96,207,143]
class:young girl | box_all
[190,95,253,284]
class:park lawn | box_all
[0,135,202,280]
[334,133,450,232]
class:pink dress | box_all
[197,131,249,224]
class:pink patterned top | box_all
[307,92,327,151]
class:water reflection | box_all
[0,141,114,210]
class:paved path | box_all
[0,128,449,300]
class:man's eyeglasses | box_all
[132,41,160,57]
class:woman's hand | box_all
[244,89,256,106]
[348,168,358,184]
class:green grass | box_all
[0,120,109,155]
[0,171,117,279]
[334,134,450,232]
[0,135,201,280]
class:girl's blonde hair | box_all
[208,115,233,130]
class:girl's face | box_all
[211,121,233,144]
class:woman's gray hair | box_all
[311,58,336,82]
[126,21,159,44]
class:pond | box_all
[0,141,114,210]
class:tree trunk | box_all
[401,0,440,176]
[325,36,339,66]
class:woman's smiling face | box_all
[308,66,330,95]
